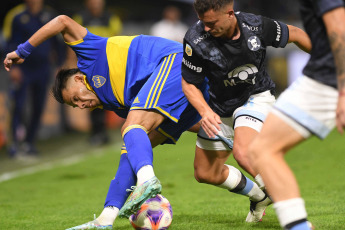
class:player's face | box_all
[198,7,236,39]
[62,74,101,109]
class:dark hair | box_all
[51,68,82,104]
[193,0,233,15]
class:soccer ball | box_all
[129,194,173,230]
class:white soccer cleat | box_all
[245,195,272,222]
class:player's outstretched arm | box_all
[181,78,221,138]
[287,25,312,53]
[323,7,345,134]
[4,15,87,71]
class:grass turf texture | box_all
[0,130,344,229]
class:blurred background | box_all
[0,0,309,159]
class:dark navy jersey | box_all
[4,5,60,68]
[299,0,344,88]
[182,11,289,117]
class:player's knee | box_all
[194,168,208,183]
[194,168,218,184]
[232,145,249,166]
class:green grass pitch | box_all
[0,130,344,229]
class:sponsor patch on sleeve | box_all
[185,44,192,56]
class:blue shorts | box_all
[130,52,209,144]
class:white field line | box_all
[0,150,107,183]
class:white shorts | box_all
[197,90,276,151]
[272,76,337,139]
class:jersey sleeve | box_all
[315,0,344,16]
[181,39,206,85]
[66,30,106,62]
[261,16,289,48]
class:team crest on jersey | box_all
[247,36,261,51]
[185,44,193,56]
[92,75,106,88]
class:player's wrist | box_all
[15,40,35,59]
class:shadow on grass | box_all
[111,213,281,230]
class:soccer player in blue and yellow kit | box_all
[4,15,210,229]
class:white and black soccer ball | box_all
[129,194,173,230]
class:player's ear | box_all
[74,74,84,83]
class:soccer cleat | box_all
[245,194,272,222]
[65,219,112,230]
[307,221,315,230]
[118,176,162,218]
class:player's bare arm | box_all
[4,15,87,71]
[287,25,312,53]
[182,78,221,138]
[323,7,345,133]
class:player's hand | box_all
[200,109,222,138]
[9,67,23,85]
[336,92,345,134]
[4,51,24,71]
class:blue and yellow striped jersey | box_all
[66,30,182,118]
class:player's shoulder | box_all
[236,11,263,27]
[184,21,211,47]
[9,4,27,20]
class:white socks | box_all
[274,198,307,228]
[217,165,265,202]
[255,174,265,190]
[217,165,242,190]
[97,206,119,225]
[137,165,155,185]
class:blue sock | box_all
[104,148,136,209]
[289,221,311,230]
[230,173,254,195]
[123,126,153,174]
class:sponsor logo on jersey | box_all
[242,23,258,31]
[224,64,258,87]
[245,116,257,122]
[274,21,281,42]
[20,14,30,24]
[182,58,202,73]
[133,97,140,104]
[193,32,210,45]
[185,44,192,56]
[247,36,261,51]
[92,75,106,88]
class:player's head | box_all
[193,0,236,39]
[162,5,182,23]
[52,68,101,109]
[86,0,105,17]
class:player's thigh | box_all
[194,146,231,173]
[233,126,259,150]
[149,130,168,148]
[122,109,166,134]
[188,122,200,133]
[251,112,305,155]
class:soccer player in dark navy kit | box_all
[181,0,312,222]
[249,0,345,229]
[3,0,64,157]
